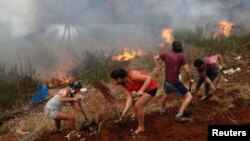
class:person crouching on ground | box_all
[193,54,224,100]
[154,40,194,122]
[110,68,157,136]
[44,81,83,132]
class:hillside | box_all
[0,49,249,141]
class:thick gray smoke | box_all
[0,0,249,79]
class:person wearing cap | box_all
[44,81,83,132]
[193,54,224,100]
[154,41,194,122]
[110,68,157,136]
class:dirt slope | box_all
[33,64,250,141]
[1,51,250,141]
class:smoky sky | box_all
[0,0,249,79]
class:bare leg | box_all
[161,94,168,109]
[54,111,76,130]
[178,92,192,114]
[134,94,152,133]
[54,119,61,131]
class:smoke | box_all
[0,0,249,79]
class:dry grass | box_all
[1,46,250,139]
[0,108,50,135]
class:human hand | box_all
[73,94,81,102]
[190,79,194,83]
[154,67,159,72]
[136,90,144,96]
[131,91,143,101]
[219,64,227,71]
[154,66,163,72]
[79,95,85,101]
[218,65,223,71]
[211,84,216,92]
[191,90,197,95]
[114,112,124,123]
[121,112,126,118]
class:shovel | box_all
[77,101,96,132]
[115,92,140,123]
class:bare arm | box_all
[205,77,215,91]
[122,88,133,117]
[153,55,161,69]
[71,102,81,111]
[193,76,215,94]
[194,84,201,93]
[70,94,82,111]
[217,54,225,70]
[60,88,77,102]
[183,64,194,82]
[217,54,224,65]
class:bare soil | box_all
[32,96,250,141]
[32,64,250,141]
[1,53,250,141]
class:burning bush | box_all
[45,73,74,88]
[112,48,144,62]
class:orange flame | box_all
[58,72,74,84]
[161,28,174,46]
[46,72,74,88]
[112,48,144,62]
[214,20,233,38]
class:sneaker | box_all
[200,95,207,100]
[130,127,145,137]
[159,108,168,115]
[175,116,190,123]
[183,110,191,117]
[55,129,62,134]
[130,114,136,120]
[201,93,214,100]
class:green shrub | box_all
[173,25,250,54]
[139,53,156,71]
[72,49,127,85]
[173,27,214,48]
[0,60,39,113]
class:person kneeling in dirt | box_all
[154,41,194,122]
[193,54,224,100]
[44,81,83,132]
[110,68,157,136]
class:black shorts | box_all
[145,88,157,97]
